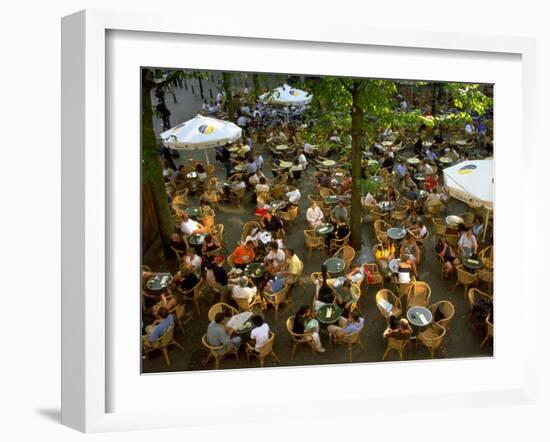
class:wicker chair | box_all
[480,314,494,348]
[445,232,459,248]
[319,187,335,198]
[210,224,228,252]
[454,265,477,299]
[232,290,263,313]
[329,326,366,363]
[364,263,384,291]
[286,316,316,358]
[429,300,455,331]
[333,245,355,271]
[169,302,188,334]
[426,202,442,219]
[208,303,238,323]
[179,279,206,316]
[142,326,184,367]
[280,205,299,225]
[417,322,446,358]
[382,337,409,361]
[230,187,246,208]
[460,212,475,229]
[241,221,262,243]
[201,334,239,370]
[479,245,494,270]
[304,230,325,260]
[263,285,290,321]
[375,289,402,322]
[406,281,432,308]
[391,207,409,223]
[467,288,492,319]
[245,332,281,367]
[374,219,391,243]
[432,217,447,238]
[370,208,386,222]
[329,231,351,255]
[199,214,216,230]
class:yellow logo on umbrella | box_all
[290,90,298,96]
[198,124,215,135]
[457,164,477,175]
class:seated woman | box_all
[328,217,350,246]
[361,192,377,210]
[313,265,335,310]
[170,232,188,254]
[399,235,420,277]
[198,199,215,219]
[195,163,208,182]
[334,280,356,318]
[405,211,422,229]
[409,220,428,246]
[292,305,325,353]
[306,201,324,229]
[150,287,179,318]
[435,238,461,279]
[201,234,221,261]
[458,228,478,257]
[327,311,364,341]
[396,253,414,284]
[472,214,485,240]
[264,241,286,275]
[231,240,256,269]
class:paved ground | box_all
[142,75,493,373]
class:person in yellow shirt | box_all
[375,238,395,278]
[283,248,303,286]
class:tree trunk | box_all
[350,81,365,250]
[141,69,175,258]
[222,72,235,120]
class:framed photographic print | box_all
[62,9,537,433]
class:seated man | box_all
[142,307,174,351]
[327,311,364,341]
[306,201,324,228]
[207,312,242,355]
[231,240,256,269]
[249,169,268,187]
[334,280,357,317]
[173,267,200,293]
[182,248,202,277]
[283,248,303,283]
[249,315,270,351]
[255,177,270,194]
[180,212,207,236]
[399,234,420,277]
[330,200,349,223]
[383,318,413,340]
[285,187,302,206]
[262,211,284,234]
[231,276,258,303]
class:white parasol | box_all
[160,114,242,164]
[259,84,313,106]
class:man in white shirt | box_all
[183,249,202,276]
[216,92,223,104]
[286,187,301,205]
[419,160,434,176]
[237,114,248,127]
[303,142,317,155]
[465,122,475,135]
[255,177,270,193]
[297,150,308,169]
[306,201,324,228]
[180,212,207,236]
[249,315,270,350]
[231,277,257,301]
[249,169,268,187]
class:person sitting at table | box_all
[230,175,246,193]
[173,266,200,293]
[264,241,286,275]
[319,173,332,189]
[208,255,230,303]
[396,253,414,284]
[383,317,413,340]
[341,175,352,193]
[330,200,349,223]
[414,137,424,157]
[327,265,367,289]
[306,201,325,229]
[327,310,365,341]
[195,163,208,182]
[182,248,202,277]
[400,235,420,275]
[409,220,428,246]
[253,151,264,171]
[375,238,396,278]
[293,305,325,353]
[180,212,207,236]
[262,211,284,234]
[263,272,287,302]
[381,152,395,170]
[297,149,308,169]
[303,141,317,157]
[395,160,407,179]
[231,276,258,303]
[327,217,350,246]
[198,199,215,219]
[285,186,302,206]
[201,234,221,260]
[150,287,179,319]
[435,238,461,279]
[386,187,397,202]
[207,312,242,355]
[255,177,270,194]
[313,264,335,310]
[401,172,417,191]
[424,187,441,209]
[287,158,303,181]
[170,232,188,254]
[245,156,258,176]
[458,227,478,257]
[334,280,356,318]
[361,192,377,210]
[231,240,256,269]
[405,211,422,229]
[203,185,222,206]
[142,307,174,352]
[419,160,434,176]
[249,168,268,187]
[249,315,270,352]
[472,214,484,239]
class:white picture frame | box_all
[61,9,537,433]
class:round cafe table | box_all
[279,161,293,169]
[371,175,384,184]
[275,144,289,151]
[226,311,254,337]
[407,157,421,166]
[324,258,345,275]
[185,207,200,218]
[316,303,343,325]
[146,273,173,292]
[387,227,407,241]
[315,223,334,236]
[381,140,394,147]
[407,306,433,330]
[233,164,247,173]
[186,171,198,179]
[439,156,453,165]
[389,258,401,274]
[461,255,483,271]
[188,232,208,246]
[268,200,287,211]
[454,140,468,146]
[245,262,266,279]
[323,195,339,205]
[322,159,336,167]
[377,201,394,212]
[417,190,428,199]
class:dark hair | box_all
[214,312,225,323]
[389,314,399,330]
[350,311,361,322]
[269,241,278,250]
[196,164,205,173]
[342,280,351,289]
[286,248,295,256]
[297,305,310,316]
[260,177,266,184]
[251,315,264,327]
[245,240,254,247]
[158,307,169,319]
[204,234,213,243]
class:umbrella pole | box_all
[205,149,210,166]
[482,208,490,242]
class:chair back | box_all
[200,214,216,229]
[467,288,492,311]
[304,230,324,248]
[427,202,442,217]
[158,325,175,348]
[241,221,262,242]
[418,322,446,351]
[329,232,351,253]
[374,219,391,242]
[432,217,447,237]
[208,303,238,323]
[333,245,355,269]
[210,224,224,242]
[319,188,335,198]
[256,332,276,358]
[286,316,312,342]
[407,281,432,307]
[201,334,224,353]
[460,212,475,228]
[375,289,402,320]
[233,295,254,312]
[280,205,299,223]
[429,300,455,329]
[391,207,409,222]
[342,325,363,344]
[457,265,477,285]
[445,232,459,248]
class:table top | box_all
[422,141,433,147]
[389,258,401,274]
[417,190,428,199]
[377,201,394,211]
[189,232,208,246]
[275,144,289,150]
[226,311,254,333]
[454,140,468,145]
[280,161,293,168]
[315,223,334,235]
[322,160,336,167]
[407,306,433,328]
[440,156,453,164]
[228,146,240,152]
[371,175,384,183]
[381,140,394,147]
[186,171,198,179]
[323,195,339,204]
[234,164,247,172]
[387,227,407,241]
[185,207,200,218]
[445,215,464,227]
[316,303,343,324]
[268,200,287,210]
[407,157,421,165]
[414,174,425,181]
[245,262,265,278]
[462,256,483,270]
[324,258,345,274]
[146,273,173,291]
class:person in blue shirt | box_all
[327,311,365,341]
[395,161,407,179]
[143,307,174,346]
